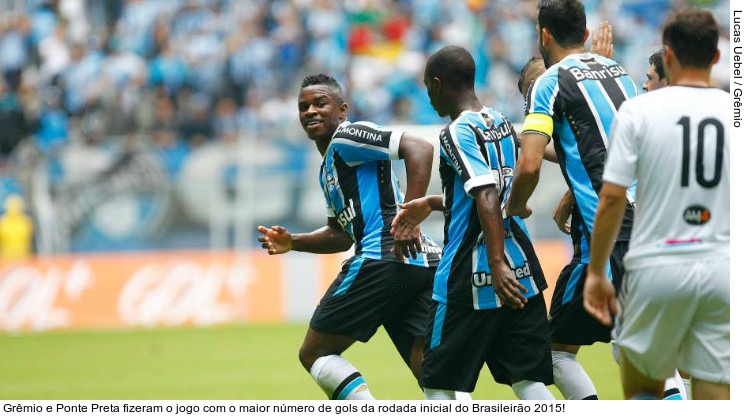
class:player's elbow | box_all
[400,135,433,162]
[516,156,542,178]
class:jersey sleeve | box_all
[331,121,403,165]
[522,70,559,141]
[603,102,638,188]
[440,122,498,197]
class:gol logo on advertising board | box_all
[0,252,258,333]
[117,261,253,327]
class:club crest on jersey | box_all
[683,205,711,225]
[324,170,339,195]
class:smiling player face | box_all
[297,85,348,142]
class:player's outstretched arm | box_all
[257,218,353,255]
[590,20,614,59]
[391,195,443,237]
[506,132,549,218]
[474,185,527,309]
[583,182,626,325]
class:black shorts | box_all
[310,256,434,349]
[421,293,553,392]
[549,241,629,345]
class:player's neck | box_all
[449,93,482,120]
[551,47,586,65]
[669,68,714,88]
[315,137,332,155]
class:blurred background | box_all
[0,0,731,334]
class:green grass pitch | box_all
[0,324,622,400]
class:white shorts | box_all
[615,256,729,384]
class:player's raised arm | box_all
[257,218,352,255]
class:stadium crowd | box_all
[0,0,730,252]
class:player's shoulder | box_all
[331,119,391,144]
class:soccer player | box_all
[505,0,638,400]
[642,49,667,92]
[392,45,554,400]
[257,74,442,400]
[516,54,689,402]
[584,7,729,400]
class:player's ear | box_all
[662,45,673,74]
[432,77,442,93]
[338,102,348,120]
[711,49,720,66]
[583,28,589,44]
[541,28,551,49]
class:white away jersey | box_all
[603,86,729,269]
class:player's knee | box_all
[298,343,337,372]
[298,344,319,372]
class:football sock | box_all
[455,391,472,400]
[423,388,456,400]
[552,351,598,400]
[309,355,374,400]
[512,380,555,400]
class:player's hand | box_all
[552,190,575,234]
[391,226,423,260]
[590,21,614,59]
[257,225,292,255]
[390,199,433,260]
[491,260,528,309]
[583,271,617,326]
[391,199,433,236]
[505,204,532,219]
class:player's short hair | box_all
[425,45,476,91]
[537,0,586,48]
[648,49,665,81]
[518,57,544,95]
[300,74,344,101]
[662,8,719,69]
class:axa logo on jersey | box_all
[683,205,711,225]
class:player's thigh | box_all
[487,292,553,386]
[421,301,501,393]
[383,265,435,366]
[549,263,612,345]
[615,264,697,381]
[679,256,730,386]
[310,257,405,343]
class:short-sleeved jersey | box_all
[319,120,441,267]
[603,86,729,269]
[435,108,547,310]
[523,53,638,269]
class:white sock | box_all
[552,351,598,400]
[424,388,456,400]
[309,355,374,400]
[663,370,687,400]
[455,391,472,400]
[512,380,555,400]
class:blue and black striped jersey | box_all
[319,120,441,267]
[523,53,638,269]
[435,108,547,310]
